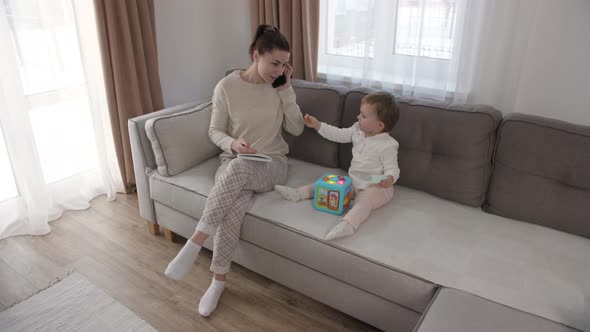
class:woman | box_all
[164,24,304,317]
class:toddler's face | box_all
[357,103,384,136]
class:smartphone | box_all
[272,74,287,88]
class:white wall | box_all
[513,0,590,126]
[155,0,251,108]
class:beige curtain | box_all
[94,0,164,193]
[250,0,319,81]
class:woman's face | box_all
[253,49,290,84]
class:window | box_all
[319,0,463,97]
[3,0,98,185]
[326,0,375,58]
[6,0,85,95]
[394,0,456,59]
[1,0,121,239]
[323,0,457,61]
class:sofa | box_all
[128,78,590,332]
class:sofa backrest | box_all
[341,88,502,207]
[484,113,590,238]
[286,79,348,168]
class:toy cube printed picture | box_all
[314,173,353,215]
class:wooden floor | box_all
[0,193,378,332]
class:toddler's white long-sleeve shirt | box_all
[318,122,400,190]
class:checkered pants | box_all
[196,157,288,274]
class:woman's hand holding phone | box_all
[274,63,293,90]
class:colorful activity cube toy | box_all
[313,173,353,215]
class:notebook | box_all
[237,153,272,163]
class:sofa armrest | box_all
[128,98,211,223]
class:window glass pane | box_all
[4,0,98,184]
[395,0,456,59]
[28,88,98,184]
[4,0,85,95]
[326,0,375,58]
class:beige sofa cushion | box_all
[145,100,220,176]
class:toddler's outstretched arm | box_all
[305,114,355,143]
[303,114,321,130]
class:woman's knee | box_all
[226,158,254,177]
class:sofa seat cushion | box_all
[150,158,590,331]
[415,288,577,332]
[149,157,219,220]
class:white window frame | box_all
[318,0,457,94]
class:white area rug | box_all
[0,273,156,331]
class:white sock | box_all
[274,185,302,202]
[198,278,225,317]
[324,221,356,240]
[164,240,201,280]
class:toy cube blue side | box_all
[313,173,353,215]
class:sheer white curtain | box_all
[0,0,123,239]
[318,0,539,106]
